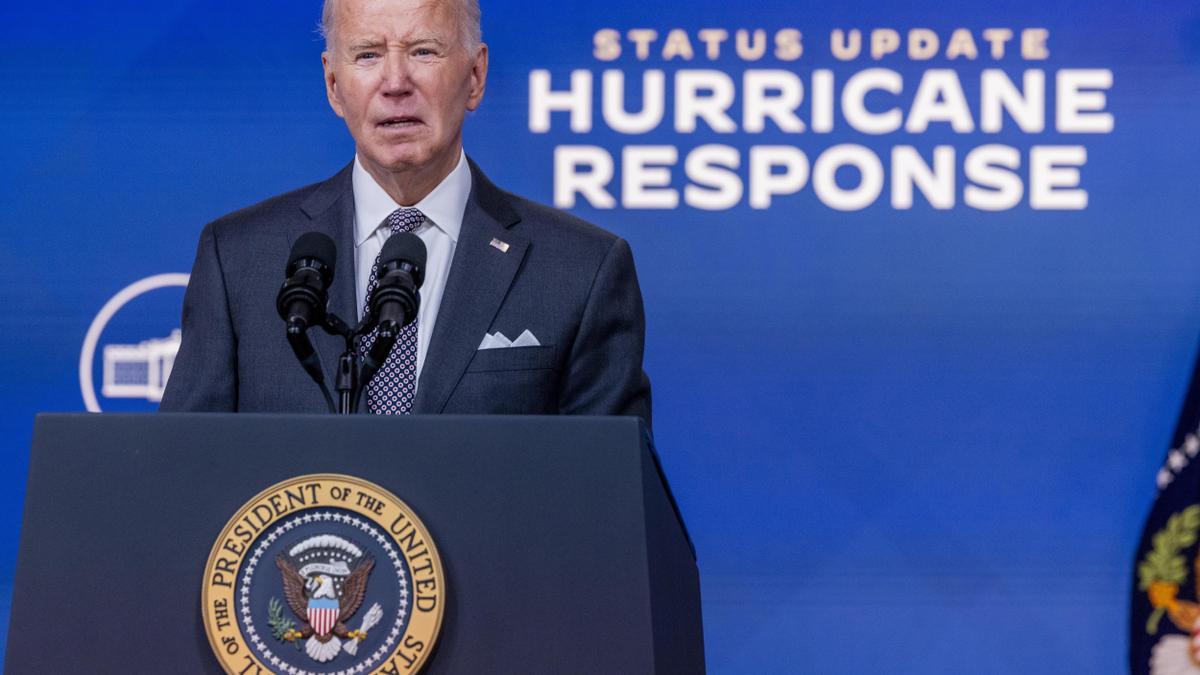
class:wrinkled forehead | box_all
[331,0,461,44]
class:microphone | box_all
[358,233,426,404]
[369,232,426,333]
[276,232,337,413]
[276,232,336,331]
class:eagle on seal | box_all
[276,555,375,662]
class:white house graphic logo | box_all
[101,329,181,402]
[80,274,189,412]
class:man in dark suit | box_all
[159,0,651,424]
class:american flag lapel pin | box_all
[489,238,510,253]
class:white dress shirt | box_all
[352,149,471,389]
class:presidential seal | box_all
[1139,505,1200,674]
[202,474,444,674]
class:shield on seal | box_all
[308,597,339,637]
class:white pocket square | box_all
[478,330,541,350]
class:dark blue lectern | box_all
[6,414,703,673]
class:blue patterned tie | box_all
[361,207,424,414]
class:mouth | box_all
[377,116,423,129]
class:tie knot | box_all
[386,207,424,234]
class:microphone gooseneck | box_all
[276,232,337,413]
[357,233,428,411]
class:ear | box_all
[466,43,489,111]
[322,51,346,119]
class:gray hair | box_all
[318,0,482,52]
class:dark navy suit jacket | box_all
[159,159,651,425]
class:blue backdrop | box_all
[3,1,1199,671]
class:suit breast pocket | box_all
[465,345,557,373]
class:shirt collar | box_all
[352,149,471,247]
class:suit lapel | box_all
[293,163,357,387]
[415,160,526,414]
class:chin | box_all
[365,148,433,173]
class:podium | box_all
[6,414,704,673]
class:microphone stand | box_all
[321,310,397,415]
[321,313,360,415]
[311,254,421,415]
[279,232,420,416]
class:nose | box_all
[380,50,413,96]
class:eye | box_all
[414,48,437,57]
[355,51,381,61]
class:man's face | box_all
[322,0,487,188]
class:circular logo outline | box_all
[202,474,446,674]
[79,273,190,412]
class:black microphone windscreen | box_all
[289,232,337,270]
[287,231,336,287]
[380,232,427,272]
